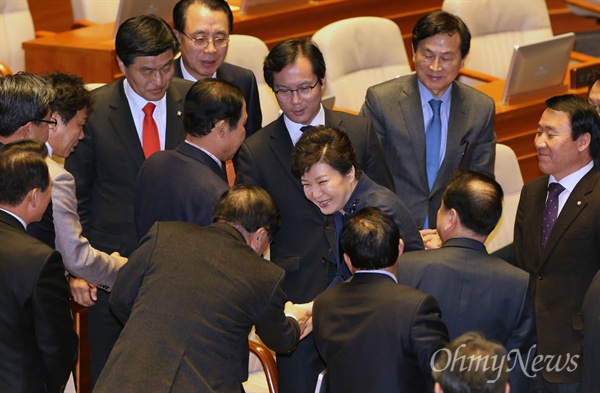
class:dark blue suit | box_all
[398,237,536,392]
[135,141,229,239]
[174,59,262,138]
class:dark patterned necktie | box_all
[541,182,565,249]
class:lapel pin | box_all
[177,111,182,117]
[577,201,582,206]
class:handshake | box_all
[285,301,314,340]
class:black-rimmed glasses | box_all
[33,118,58,130]
[274,80,320,99]
[181,32,229,49]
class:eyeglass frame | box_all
[180,32,230,49]
[274,80,321,99]
[32,118,58,130]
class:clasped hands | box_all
[285,301,314,340]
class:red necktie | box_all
[225,159,236,187]
[142,103,160,158]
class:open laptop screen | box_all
[502,32,575,105]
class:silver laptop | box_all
[113,0,179,38]
[502,32,575,105]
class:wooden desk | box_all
[475,53,600,182]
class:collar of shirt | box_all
[354,269,398,283]
[184,140,222,168]
[284,105,326,146]
[45,141,53,158]
[548,160,594,215]
[123,78,168,150]
[179,57,217,81]
[0,208,27,229]
[417,79,452,164]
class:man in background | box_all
[0,139,78,392]
[513,94,600,391]
[64,14,194,383]
[173,0,262,137]
[360,10,496,231]
[235,38,393,392]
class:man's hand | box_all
[420,229,442,250]
[69,276,97,307]
[285,301,314,340]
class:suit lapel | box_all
[400,76,428,187]
[108,80,145,167]
[268,117,303,193]
[542,169,599,264]
[165,83,186,149]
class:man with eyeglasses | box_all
[173,0,262,138]
[64,14,194,385]
[235,38,395,393]
[0,71,55,147]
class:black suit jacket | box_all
[313,273,449,393]
[398,237,536,392]
[94,222,299,392]
[65,77,193,257]
[235,109,393,392]
[135,141,229,238]
[174,59,262,137]
[513,167,600,383]
[0,210,78,393]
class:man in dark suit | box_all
[64,15,194,383]
[398,170,536,392]
[360,10,496,231]
[0,139,78,393]
[235,38,393,392]
[135,78,246,238]
[582,269,600,393]
[0,71,55,147]
[173,0,262,137]
[313,207,449,393]
[94,185,312,392]
[513,94,600,392]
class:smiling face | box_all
[301,162,356,215]
[49,108,87,158]
[535,108,591,181]
[272,55,324,125]
[413,33,465,98]
[176,4,229,80]
[118,50,175,102]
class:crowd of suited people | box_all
[2,0,600,392]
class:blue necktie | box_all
[426,99,442,190]
[541,182,565,249]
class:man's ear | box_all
[397,238,405,259]
[577,132,591,153]
[116,56,127,75]
[343,253,355,275]
[215,119,227,138]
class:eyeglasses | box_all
[181,32,229,49]
[33,118,58,130]
[274,80,320,99]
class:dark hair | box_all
[264,38,326,90]
[412,10,471,59]
[213,185,281,238]
[173,0,234,34]
[183,79,244,137]
[432,332,508,393]
[546,94,600,160]
[340,207,400,270]
[0,139,49,206]
[0,72,55,138]
[43,72,93,125]
[115,14,179,67]
[291,126,355,179]
[442,170,503,236]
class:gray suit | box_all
[94,221,300,392]
[360,74,496,228]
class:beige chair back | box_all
[0,0,35,73]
